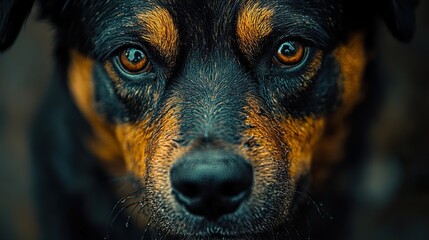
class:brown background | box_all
[1,2,428,239]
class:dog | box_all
[0,0,418,239]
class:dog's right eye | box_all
[115,47,152,74]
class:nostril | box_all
[220,181,249,198]
[176,181,200,199]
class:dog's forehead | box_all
[73,0,341,28]
[152,0,338,38]
[55,0,342,60]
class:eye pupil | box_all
[279,42,298,57]
[126,48,144,64]
[274,41,305,67]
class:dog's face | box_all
[66,0,359,236]
[0,0,417,238]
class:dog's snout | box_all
[170,150,253,220]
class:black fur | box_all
[0,0,34,50]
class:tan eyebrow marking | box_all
[237,2,274,58]
[138,7,178,65]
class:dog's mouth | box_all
[132,192,310,240]
[141,201,289,239]
[144,179,315,240]
[138,208,292,240]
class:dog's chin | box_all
[148,216,290,240]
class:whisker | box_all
[288,189,335,240]
[125,201,141,228]
[107,188,144,225]
[294,190,324,222]
[294,190,333,222]
[110,201,142,227]
[128,202,150,230]
[141,205,162,240]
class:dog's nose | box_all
[170,150,253,220]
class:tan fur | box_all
[237,2,274,58]
[241,98,325,184]
[138,7,178,66]
[114,99,192,230]
[114,102,187,181]
[334,33,367,114]
[281,117,326,180]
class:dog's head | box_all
[1,0,418,238]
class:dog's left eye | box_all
[115,47,152,74]
[273,41,307,68]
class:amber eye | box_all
[117,48,151,74]
[273,41,306,67]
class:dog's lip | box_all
[168,197,294,238]
[153,188,293,238]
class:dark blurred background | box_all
[0,2,428,240]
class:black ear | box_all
[0,0,35,51]
[379,0,419,42]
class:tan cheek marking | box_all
[239,100,285,198]
[114,99,188,183]
[114,120,152,177]
[240,99,325,183]
[312,33,368,184]
[241,100,285,165]
[138,7,178,65]
[280,117,325,181]
[237,2,274,58]
[113,101,187,228]
[68,50,125,174]
[149,104,191,194]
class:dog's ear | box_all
[0,0,35,51]
[378,0,419,42]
